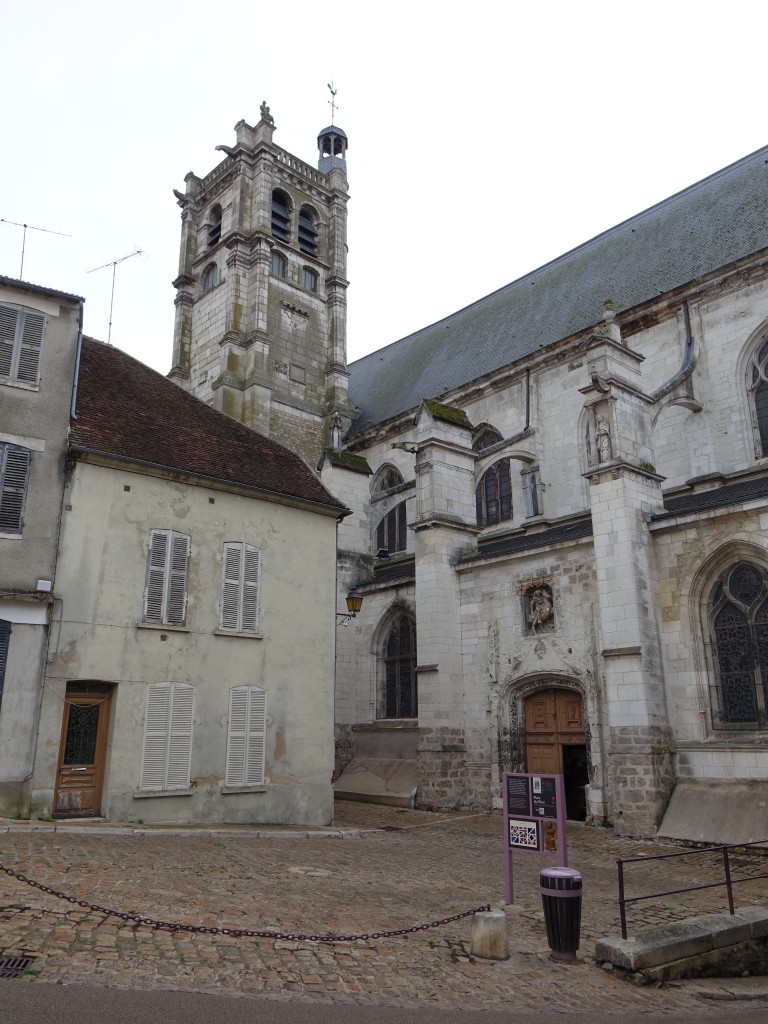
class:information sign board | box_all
[502,771,568,904]
[506,775,531,816]
[531,775,558,818]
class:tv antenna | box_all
[88,248,143,345]
[327,82,338,124]
[1,218,71,279]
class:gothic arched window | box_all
[373,465,403,494]
[747,337,768,457]
[380,613,417,719]
[271,250,287,278]
[201,263,218,293]
[271,189,291,242]
[473,427,503,452]
[298,205,319,256]
[207,205,222,249]
[710,562,768,728]
[476,460,512,527]
[375,501,407,555]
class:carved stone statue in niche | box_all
[595,413,612,464]
[526,585,554,635]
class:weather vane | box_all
[327,82,338,124]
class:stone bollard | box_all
[470,909,509,960]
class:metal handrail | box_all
[617,839,768,939]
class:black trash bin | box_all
[540,866,582,961]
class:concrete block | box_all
[734,905,768,939]
[470,910,509,961]
[692,912,752,948]
[595,919,714,970]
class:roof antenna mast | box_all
[1,218,71,279]
[88,248,143,345]
[327,82,338,125]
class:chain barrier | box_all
[1,862,489,944]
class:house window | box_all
[376,501,407,555]
[380,614,417,719]
[207,205,222,248]
[0,444,31,534]
[139,682,195,790]
[710,562,768,728]
[220,543,261,633]
[0,304,46,385]
[271,250,287,278]
[0,619,10,710]
[476,460,512,526]
[202,263,218,293]
[303,267,318,292]
[225,686,267,786]
[373,465,404,494]
[271,189,291,242]
[298,205,318,255]
[143,530,190,626]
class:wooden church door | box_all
[524,689,588,820]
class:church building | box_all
[173,105,768,842]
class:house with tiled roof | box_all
[28,337,348,825]
[19,107,767,841]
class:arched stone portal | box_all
[524,689,588,821]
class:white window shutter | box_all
[225,686,248,786]
[16,311,46,383]
[166,532,190,625]
[140,683,172,789]
[166,683,194,789]
[144,530,168,623]
[140,683,194,790]
[0,306,15,377]
[226,686,266,786]
[221,543,242,631]
[242,546,261,632]
[245,687,267,785]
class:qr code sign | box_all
[508,818,538,849]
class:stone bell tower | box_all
[169,103,353,467]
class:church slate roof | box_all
[71,337,347,515]
[348,145,768,435]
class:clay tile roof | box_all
[71,337,347,515]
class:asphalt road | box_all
[1,983,766,1024]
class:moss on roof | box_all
[324,449,373,474]
[423,398,473,429]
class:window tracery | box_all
[709,561,768,728]
[379,613,417,719]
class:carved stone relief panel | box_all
[518,577,555,636]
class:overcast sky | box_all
[1,2,765,374]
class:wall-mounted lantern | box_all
[337,587,363,625]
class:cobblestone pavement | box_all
[0,802,766,1012]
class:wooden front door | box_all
[525,688,588,820]
[54,691,111,817]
